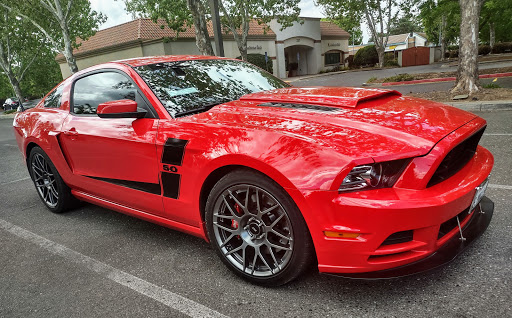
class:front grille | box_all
[427,127,485,187]
[437,207,471,239]
[381,230,414,246]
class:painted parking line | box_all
[0,218,229,318]
[484,133,512,136]
[0,177,30,186]
[488,183,512,190]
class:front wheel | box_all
[205,170,314,286]
[28,147,77,213]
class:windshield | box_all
[134,59,290,117]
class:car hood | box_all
[182,87,477,162]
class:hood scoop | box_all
[240,87,401,109]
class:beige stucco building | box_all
[56,18,350,79]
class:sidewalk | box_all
[445,100,512,112]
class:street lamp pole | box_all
[209,0,225,57]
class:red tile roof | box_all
[58,18,275,59]
[320,21,350,38]
[57,19,349,60]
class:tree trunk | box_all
[4,67,24,102]
[377,46,385,68]
[187,0,214,56]
[451,0,483,95]
[440,15,447,61]
[489,22,495,52]
[62,27,78,74]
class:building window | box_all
[325,52,341,65]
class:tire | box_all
[28,146,77,213]
[205,170,314,286]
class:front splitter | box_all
[328,196,494,280]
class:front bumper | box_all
[333,196,494,279]
[297,146,494,276]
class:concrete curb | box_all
[445,100,512,112]
[382,72,512,86]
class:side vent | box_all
[258,103,341,112]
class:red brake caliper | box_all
[232,203,241,234]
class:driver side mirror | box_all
[97,99,146,119]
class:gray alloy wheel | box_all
[31,152,59,208]
[206,170,314,286]
[28,147,78,213]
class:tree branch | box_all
[0,2,63,52]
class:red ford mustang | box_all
[13,56,494,286]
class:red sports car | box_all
[13,56,494,286]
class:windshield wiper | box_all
[174,101,226,117]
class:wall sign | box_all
[328,43,341,47]
[248,45,262,50]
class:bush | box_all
[383,73,414,83]
[479,45,491,56]
[3,109,16,114]
[346,55,355,68]
[449,50,459,58]
[384,59,400,67]
[353,45,379,67]
[483,82,501,89]
[492,42,512,54]
[236,53,273,74]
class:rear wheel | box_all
[205,170,314,286]
[29,147,77,213]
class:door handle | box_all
[63,128,78,136]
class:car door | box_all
[59,70,164,216]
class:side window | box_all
[72,72,137,115]
[44,85,64,108]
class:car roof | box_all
[113,55,234,67]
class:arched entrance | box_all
[284,45,314,76]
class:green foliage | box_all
[124,0,192,36]
[3,109,16,114]
[236,54,273,74]
[388,14,423,35]
[419,0,460,45]
[20,51,62,98]
[0,75,13,99]
[367,76,377,83]
[322,16,362,45]
[317,0,412,67]
[0,0,106,74]
[483,82,501,89]
[384,59,400,67]
[480,0,512,44]
[353,45,378,67]
[383,73,414,83]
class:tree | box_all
[479,0,512,49]
[388,14,423,35]
[451,0,484,95]
[318,0,409,68]
[0,0,106,74]
[124,0,215,55]
[218,0,301,61]
[322,16,362,45]
[419,0,460,61]
[0,8,40,101]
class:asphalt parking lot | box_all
[1,109,511,317]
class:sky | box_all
[89,0,369,42]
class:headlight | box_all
[339,159,410,192]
